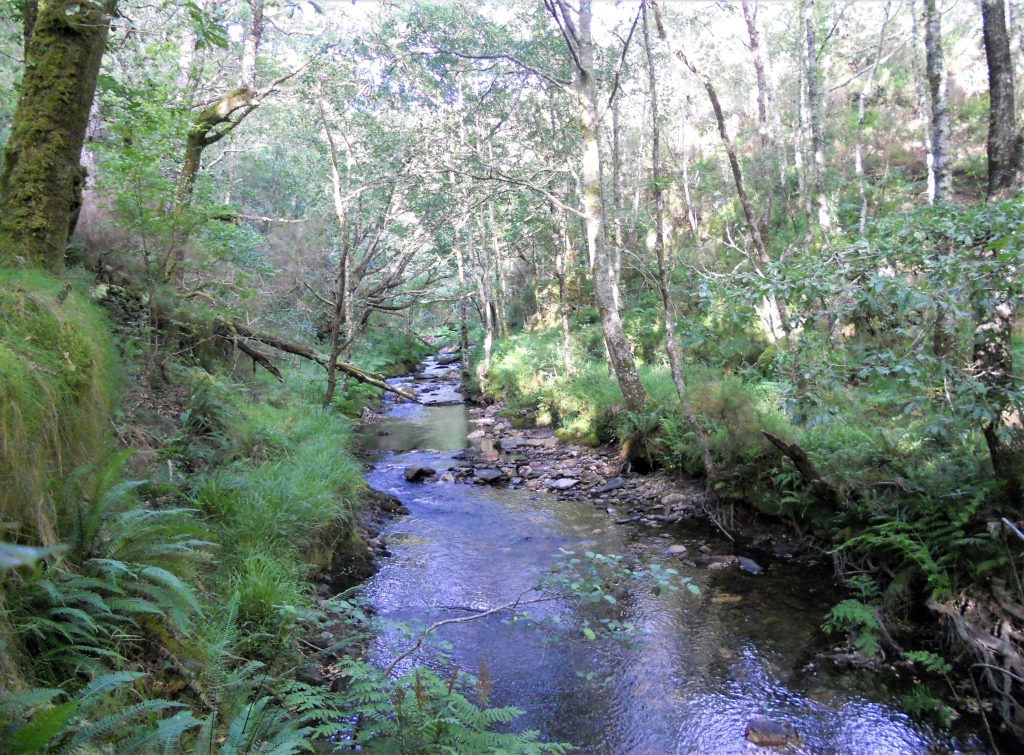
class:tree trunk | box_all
[22,0,37,55]
[925,0,953,201]
[973,299,1023,508]
[982,0,1023,200]
[857,1,894,237]
[181,0,265,198]
[569,0,649,411]
[550,200,575,375]
[0,0,116,272]
[468,220,494,386]
[455,244,470,385]
[910,0,937,203]
[978,0,1024,508]
[804,0,831,233]
[642,5,715,481]
[795,47,814,240]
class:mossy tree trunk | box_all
[0,0,116,273]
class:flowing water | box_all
[356,358,988,755]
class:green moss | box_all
[0,268,117,541]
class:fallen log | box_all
[762,431,840,506]
[216,320,419,402]
[233,339,283,382]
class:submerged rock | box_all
[744,718,800,748]
[404,466,436,482]
[665,544,688,555]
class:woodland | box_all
[0,0,1023,752]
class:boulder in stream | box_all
[404,466,436,482]
[474,468,505,484]
[744,718,800,748]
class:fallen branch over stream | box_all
[215,319,420,402]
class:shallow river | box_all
[356,358,987,755]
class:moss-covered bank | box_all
[0,268,117,543]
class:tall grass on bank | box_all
[0,269,117,544]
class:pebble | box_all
[665,544,687,555]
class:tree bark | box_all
[642,4,715,481]
[0,0,116,272]
[982,0,1023,200]
[925,0,953,201]
[555,0,649,411]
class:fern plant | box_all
[0,672,186,755]
[6,452,210,681]
[318,660,572,755]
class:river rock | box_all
[295,663,328,686]
[404,466,436,482]
[665,544,688,555]
[744,718,800,748]
[436,354,461,365]
[466,430,486,440]
[738,557,763,575]
[549,478,579,490]
[439,472,454,482]
[696,554,738,569]
[496,437,523,451]
[474,468,505,484]
[452,449,478,461]
[594,477,625,494]
[661,493,686,507]
[479,449,500,462]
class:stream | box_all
[355,357,988,755]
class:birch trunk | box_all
[925,0,953,201]
[910,0,937,203]
[804,0,830,232]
